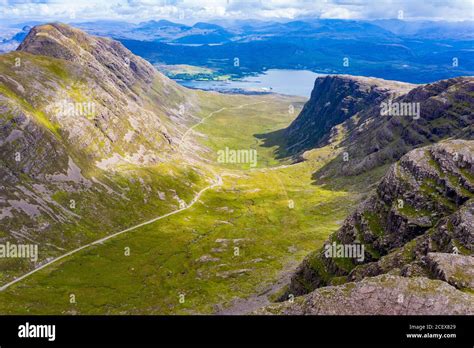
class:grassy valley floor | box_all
[0,93,364,314]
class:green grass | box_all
[0,161,354,314]
[0,89,362,314]
[194,93,306,168]
[0,160,213,284]
[420,178,457,212]
[363,212,384,237]
[397,203,432,220]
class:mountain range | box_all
[2,19,473,83]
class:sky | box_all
[0,0,473,24]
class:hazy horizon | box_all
[1,0,472,25]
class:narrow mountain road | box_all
[0,172,222,292]
[0,101,270,292]
[179,101,266,154]
[179,107,226,152]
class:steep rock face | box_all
[257,275,474,315]
[0,99,68,181]
[0,23,202,192]
[317,76,474,177]
[286,140,474,297]
[347,199,474,286]
[6,23,198,169]
[284,75,414,154]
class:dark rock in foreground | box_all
[256,274,474,315]
[426,252,474,290]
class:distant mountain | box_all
[372,19,474,40]
[192,22,224,30]
[233,19,399,41]
[114,19,473,83]
[2,19,472,83]
[140,19,189,29]
[74,19,234,44]
[0,26,30,53]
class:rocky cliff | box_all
[285,74,473,178]
[257,274,474,315]
[284,75,415,154]
[270,140,474,314]
[11,23,197,165]
[319,76,473,177]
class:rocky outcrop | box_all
[426,253,474,290]
[257,274,474,315]
[349,199,474,284]
[5,23,198,167]
[317,76,474,177]
[18,23,156,88]
[284,140,474,299]
[284,75,414,154]
[283,74,473,182]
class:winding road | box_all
[0,172,222,292]
[0,101,271,292]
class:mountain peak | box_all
[17,22,156,85]
[4,22,194,171]
[18,23,91,59]
[192,22,223,30]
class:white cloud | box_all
[1,0,472,23]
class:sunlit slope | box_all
[0,23,210,282]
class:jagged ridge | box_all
[284,140,474,306]
[285,74,415,154]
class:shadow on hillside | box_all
[255,123,388,194]
[254,128,291,160]
[311,155,390,194]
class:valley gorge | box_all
[0,23,472,315]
